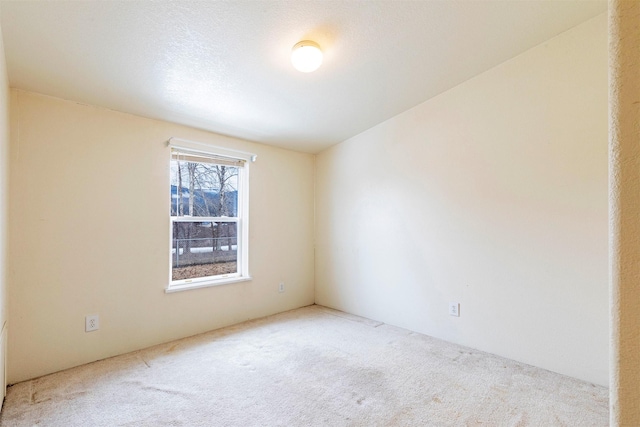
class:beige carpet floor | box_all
[0,305,608,426]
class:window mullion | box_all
[171,216,239,223]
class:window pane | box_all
[172,221,238,281]
[170,160,238,217]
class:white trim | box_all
[165,275,252,293]
[168,137,257,163]
[238,159,250,279]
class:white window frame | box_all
[166,137,255,293]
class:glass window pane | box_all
[171,221,238,281]
[170,160,238,217]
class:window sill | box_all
[165,275,252,293]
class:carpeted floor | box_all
[0,305,608,426]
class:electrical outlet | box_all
[278,282,285,293]
[85,315,100,332]
[449,302,460,317]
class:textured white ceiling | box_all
[0,1,606,153]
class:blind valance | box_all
[167,137,257,166]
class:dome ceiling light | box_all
[291,40,323,73]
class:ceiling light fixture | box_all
[291,40,323,73]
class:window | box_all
[167,139,253,292]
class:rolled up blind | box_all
[168,136,256,164]
[171,147,246,168]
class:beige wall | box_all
[0,4,9,399]
[8,90,315,383]
[316,14,608,385]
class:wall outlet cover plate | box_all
[85,315,100,332]
[449,302,460,317]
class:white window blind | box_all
[171,148,246,168]
[167,137,257,164]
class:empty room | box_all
[0,0,638,425]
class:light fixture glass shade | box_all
[291,41,323,73]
